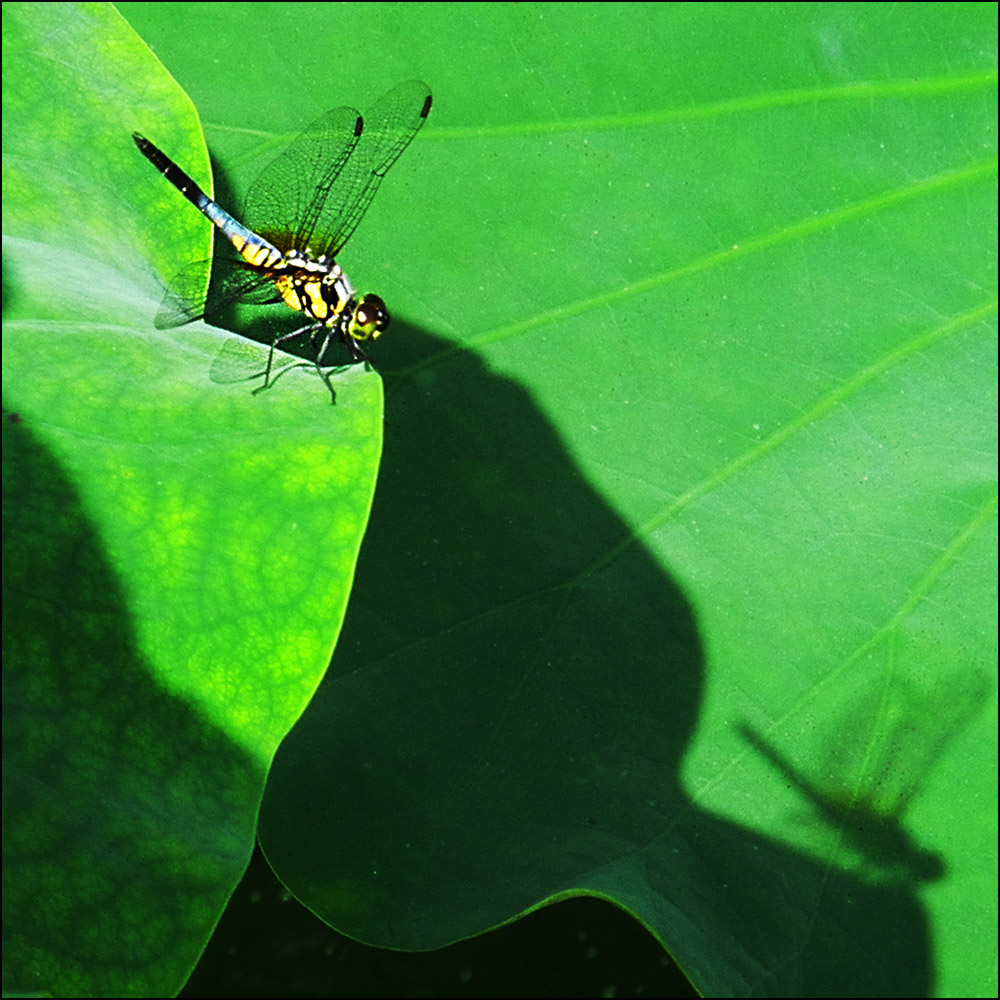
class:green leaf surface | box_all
[9,2,993,997]
[2,4,382,996]
[210,4,994,997]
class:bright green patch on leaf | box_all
[3,4,382,996]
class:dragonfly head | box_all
[347,293,390,342]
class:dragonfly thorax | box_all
[271,252,353,324]
[270,251,388,344]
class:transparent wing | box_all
[154,260,280,329]
[244,80,432,259]
[209,337,310,386]
[316,80,432,258]
[243,106,363,253]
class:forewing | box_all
[314,80,433,258]
[243,106,363,253]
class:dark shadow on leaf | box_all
[2,409,259,997]
[257,320,950,996]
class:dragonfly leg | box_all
[310,324,345,405]
[345,338,372,366]
[256,323,324,393]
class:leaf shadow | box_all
[258,319,955,996]
[1,406,260,996]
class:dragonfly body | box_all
[134,81,432,400]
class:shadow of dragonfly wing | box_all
[737,670,990,883]
[737,722,945,882]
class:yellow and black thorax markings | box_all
[266,252,354,323]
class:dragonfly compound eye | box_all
[351,294,390,341]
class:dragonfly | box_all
[133,80,432,402]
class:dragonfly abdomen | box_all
[132,133,283,270]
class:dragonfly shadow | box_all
[740,667,990,885]
[260,319,954,996]
[738,724,941,885]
